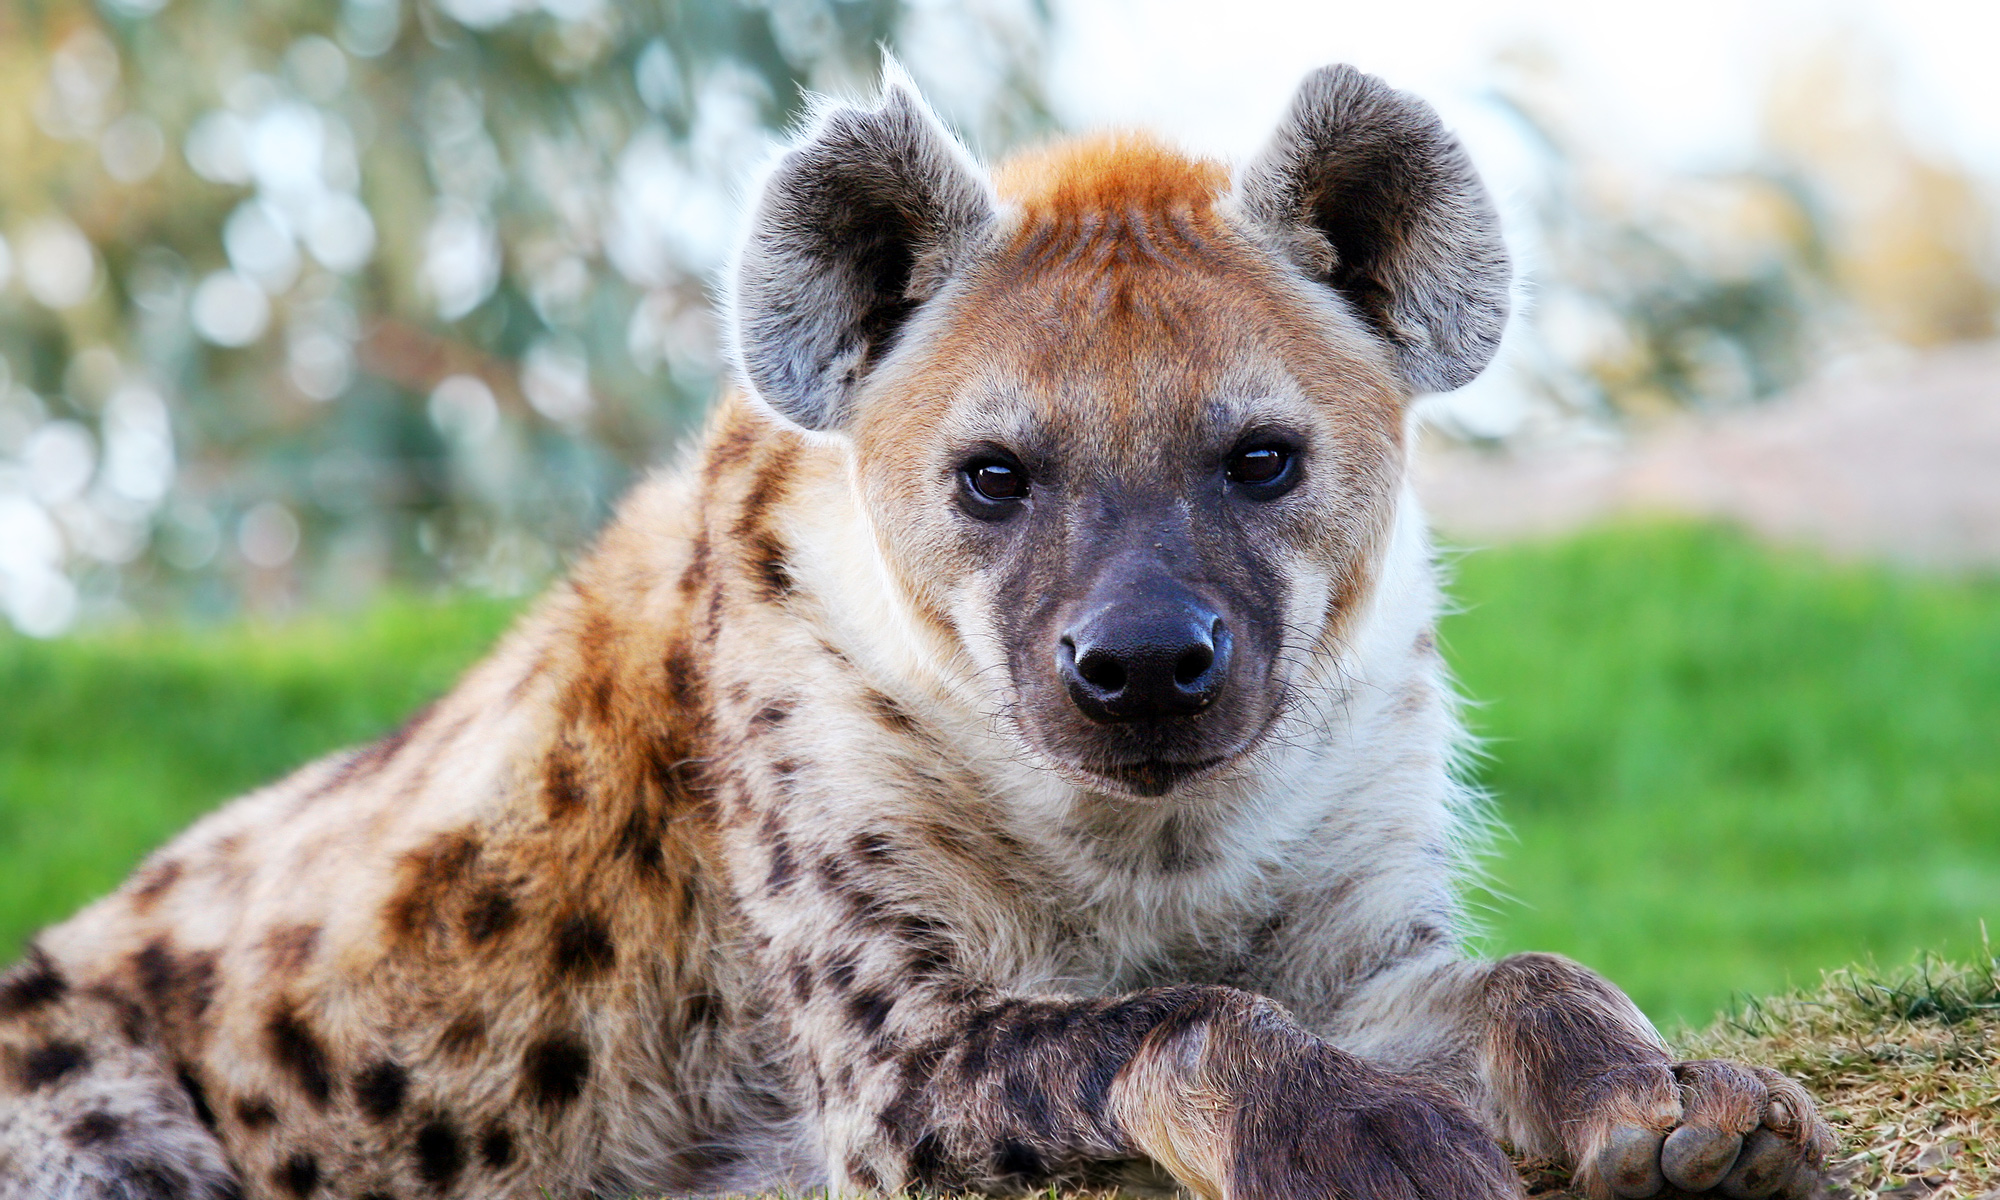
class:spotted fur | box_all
[0,64,1830,1200]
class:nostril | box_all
[1077,651,1126,694]
[1172,644,1213,687]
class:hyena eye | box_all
[959,455,1030,516]
[1225,444,1297,494]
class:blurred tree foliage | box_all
[0,0,1049,634]
[1482,37,1998,433]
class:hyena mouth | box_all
[1081,753,1233,798]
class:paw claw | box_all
[1662,1125,1743,1193]
[1599,1125,1667,1198]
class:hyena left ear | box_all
[1235,65,1510,394]
[732,76,996,432]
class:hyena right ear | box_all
[1235,65,1510,394]
[732,79,996,432]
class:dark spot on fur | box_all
[550,911,615,980]
[685,991,721,1027]
[177,1065,217,1129]
[130,859,183,910]
[678,1140,750,1176]
[662,645,702,710]
[21,1039,88,1088]
[1002,1069,1055,1137]
[732,444,796,541]
[749,701,791,731]
[235,1096,277,1129]
[265,1002,334,1107]
[822,949,858,992]
[895,915,956,977]
[67,1109,123,1146]
[543,739,587,820]
[994,1138,1044,1178]
[414,1115,465,1191]
[747,531,795,601]
[522,1032,590,1108]
[439,1011,486,1060]
[277,1152,320,1196]
[129,1161,194,1199]
[679,532,711,600]
[479,1122,516,1168]
[462,885,519,945]
[359,1194,394,1200]
[615,806,666,878]
[909,1131,957,1189]
[766,834,797,892]
[847,1156,881,1191]
[788,961,814,1004]
[847,990,894,1036]
[80,983,147,1045]
[264,924,321,976]
[862,689,921,737]
[850,831,894,860]
[131,938,218,1026]
[815,854,850,889]
[385,830,480,946]
[0,946,67,1017]
[354,1059,408,1122]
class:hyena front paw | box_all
[1578,1060,1835,1200]
[1229,1054,1523,1200]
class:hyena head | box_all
[733,65,1508,798]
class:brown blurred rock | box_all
[1417,342,2000,566]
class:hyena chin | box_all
[1,63,1831,1200]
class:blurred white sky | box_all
[1047,0,2000,170]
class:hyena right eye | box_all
[958,455,1030,518]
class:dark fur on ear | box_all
[1236,65,1510,394]
[733,82,995,432]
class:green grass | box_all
[2,524,1996,1032]
[1444,524,2000,1028]
[0,595,523,958]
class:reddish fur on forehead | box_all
[994,132,1228,218]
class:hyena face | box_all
[736,68,1509,796]
[848,145,1411,797]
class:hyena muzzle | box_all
[1,63,1832,1200]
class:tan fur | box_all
[1,70,1830,1200]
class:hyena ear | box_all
[732,78,996,432]
[1235,64,1510,394]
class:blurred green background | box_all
[5,522,1995,1029]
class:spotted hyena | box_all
[0,64,1831,1200]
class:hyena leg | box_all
[1335,953,1835,1200]
[795,982,1520,1200]
[0,949,239,1200]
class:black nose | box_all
[1058,600,1232,722]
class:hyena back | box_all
[1,64,1831,1200]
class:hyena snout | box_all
[1057,586,1234,722]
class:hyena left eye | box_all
[958,455,1030,518]
[1225,445,1296,492]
